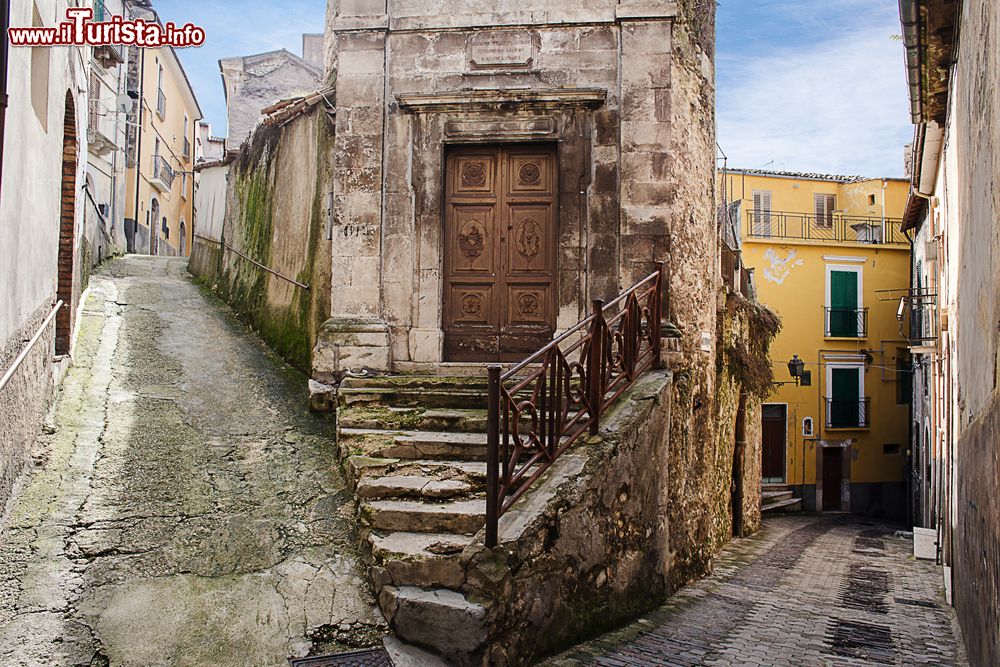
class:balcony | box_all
[156,89,166,118]
[826,397,871,429]
[91,1,125,67]
[746,210,908,246]
[150,155,175,192]
[824,307,869,338]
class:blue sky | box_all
[157,0,325,138]
[161,0,911,176]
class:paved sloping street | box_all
[545,515,968,667]
[0,257,382,667]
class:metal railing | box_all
[824,307,869,338]
[826,397,871,429]
[485,263,666,547]
[151,155,175,189]
[746,210,908,246]
[0,301,64,394]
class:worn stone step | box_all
[379,586,488,659]
[761,497,802,513]
[362,498,486,534]
[341,376,490,392]
[762,489,793,504]
[371,431,488,462]
[369,531,472,589]
[357,475,474,500]
[339,406,489,433]
[349,456,487,484]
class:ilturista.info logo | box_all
[7,8,205,48]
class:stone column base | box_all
[312,317,391,383]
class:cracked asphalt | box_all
[0,256,382,667]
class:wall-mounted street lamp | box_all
[775,354,811,387]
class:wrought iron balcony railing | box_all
[485,264,666,547]
[746,210,908,246]
[825,307,869,338]
[151,155,175,191]
[826,397,871,429]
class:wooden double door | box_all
[443,144,558,362]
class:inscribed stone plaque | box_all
[468,31,534,70]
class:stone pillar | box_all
[617,2,676,288]
[314,2,391,380]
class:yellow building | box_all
[722,169,912,522]
[125,44,201,257]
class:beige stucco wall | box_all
[0,0,89,507]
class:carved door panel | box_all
[444,145,557,362]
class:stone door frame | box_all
[395,88,610,369]
[816,439,852,512]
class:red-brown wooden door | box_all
[761,404,787,482]
[443,144,557,362]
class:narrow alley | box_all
[545,515,968,667]
[0,257,382,667]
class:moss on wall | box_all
[198,112,333,374]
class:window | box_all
[30,4,50,130]
[181,171,187,199]
[826,265,862,337]
[815,194,836,227]
[156,63,166,117]
[802,417,814,437]
[868,193,877,207]
[827,365,867,428]
[752,190,772,236]
[896,349,912,405]
[162,216,169,238]
[88,71,101,132]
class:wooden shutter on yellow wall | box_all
[815,194,835,227]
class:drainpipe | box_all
[1,0,10,202]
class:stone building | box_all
[0,0,89,508]
[898,1,1000,664]
[189,1,766,661]
[318,0,717,383]
[219,46,323,150]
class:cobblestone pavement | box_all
[545,515,968,667]
[0,257,383,667]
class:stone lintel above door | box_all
[395,88,607,114]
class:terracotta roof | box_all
[722,168,907,184]
[260,86,336,127]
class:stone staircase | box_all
[336,376,495,662]
[761,483,802,513]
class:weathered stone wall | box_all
[188,162,230,283]
[0,304,57,511]
[321,0,717,376]
[947,1,1000,663]
[189,110,333,373]
[656,2,722,589]
[464,371,675,666]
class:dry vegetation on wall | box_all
[722,297,782,400]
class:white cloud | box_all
[718,21,913,177]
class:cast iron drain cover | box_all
[827,619,896,664]
[288,648,392,667]
[894,596,940,609]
